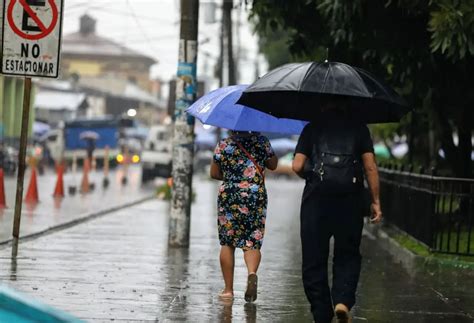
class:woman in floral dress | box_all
[210,131,278,302]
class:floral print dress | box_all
[213,134,275,250]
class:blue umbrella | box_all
[186,85,307,135]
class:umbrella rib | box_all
[350,66,373,97]
[320,63,331,93]
[297,62,316,90]
[271,63,310,91]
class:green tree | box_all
[249,0,474,177]
[256,29,293,70]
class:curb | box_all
[364,221,474,273]
[0,194,156,248]
[364,221,426,275]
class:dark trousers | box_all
[300,190,364,323]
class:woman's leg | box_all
[244,249,261,302]
[220,245,236,295]
[243,249,261,275]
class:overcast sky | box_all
[63,0,266,91]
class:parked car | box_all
[141,125,172,182]
[0,145,18,175]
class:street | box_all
[0,0,472,321]
[0,176,472,322]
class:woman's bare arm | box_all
[210,160,223,180]
[265,155,278,170]
[292,153,308,179]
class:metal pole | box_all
[12,77,32,257]
[169,0,199,247]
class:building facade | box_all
[61,14,156,93]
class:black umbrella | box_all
[237,61,411,124]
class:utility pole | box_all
[216,0,234,143]
[169,0,199,247]
[218,12,224,88]
[222,0,236,85]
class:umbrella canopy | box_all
[186,85,307,135]
[392,143,408,158]
[33,121,50,137]
[374,143,391,158]
[79,131,100,140]
[237,61,411,124]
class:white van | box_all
[141,125,172,182]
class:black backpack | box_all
[308,123,364,194]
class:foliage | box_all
[248,0,474,177]
[429,0,474,60]
[256,29,296,70]
[156,182,172,200]
[156,181,196,202]
[394,233,474,265]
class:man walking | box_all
[292,107,382,323]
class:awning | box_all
[34,91,88,111]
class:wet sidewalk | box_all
[0,177,473,322]
[0,166,154,244]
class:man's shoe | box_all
[334,303,351,323]
[244,273,258,302]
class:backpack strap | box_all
[233,139,265,181]
[311,127,325,180]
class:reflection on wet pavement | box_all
[0,176,472,322]
[0,166,153,243]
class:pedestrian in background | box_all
[292,100,382,323]
[210,130,278,302]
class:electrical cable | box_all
[124,0,161,58]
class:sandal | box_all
[244,273,258,302]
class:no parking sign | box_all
[1,0,63,78]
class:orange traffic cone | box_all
[0,169,6,208]
[53,196,62,209]
[53,163,65,198]
[25,167,39,204]
[80,158,90,194]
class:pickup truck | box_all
[141,124,173,182]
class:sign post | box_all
[11,77,31,257]
[1,0,63,257]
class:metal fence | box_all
[379,165,474,256]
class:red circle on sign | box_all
[7,0,58,40]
